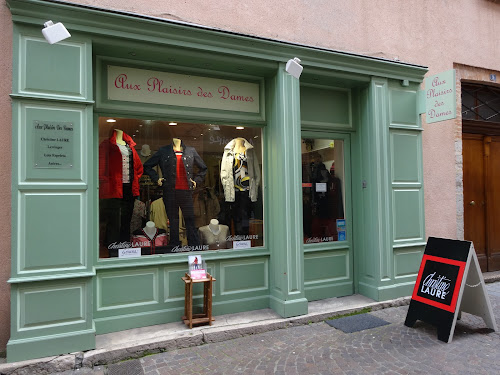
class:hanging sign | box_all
[107,65,260,113]
[424,69,456,123]
[404,237,497,343]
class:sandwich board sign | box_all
[404,237,497,343]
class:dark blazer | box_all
[143,142,207,190]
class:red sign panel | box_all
[411,254,466,313]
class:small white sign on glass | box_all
[316,183,327,193]
[118,248,141,258]
[233,240,251,249]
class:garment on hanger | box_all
[193,187,220,228]
[150,198,169,231]
[130,199,146,234]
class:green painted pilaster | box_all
[357,77,393,300]
[266,64,308,317]
[7,24,95,362]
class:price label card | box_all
[233,240,251,249]
[118,248,142,258]
[315,183,327,192]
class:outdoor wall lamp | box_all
[42,20,71,44]
[285,57,303,79]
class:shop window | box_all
[98,117,264,258]
[302,138,345,244]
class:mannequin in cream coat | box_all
[220,137,261,236]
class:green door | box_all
[301,132,353,300]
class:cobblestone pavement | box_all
[58,283,500,375]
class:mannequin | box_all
[199,219,230,250]
[144,137,207,247]
[131,220,168,255]
[220,137,261,235]
[99,128,143,256]
[173,137,182,151]
[143,220,156,238]
[115,129,126,145]
[157,138,198,189]
[233,137,246,154]
[209,219,221,235]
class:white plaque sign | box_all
[34,121,74,169]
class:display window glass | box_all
[98,117,264,258]
[301,138,346,244]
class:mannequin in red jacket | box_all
[99,129,143,255]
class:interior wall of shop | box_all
[2,0,494,354]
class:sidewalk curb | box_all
[1,278,498,374]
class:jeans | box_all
[163,189,200,246]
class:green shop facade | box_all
[7,0,427,362]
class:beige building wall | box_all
[0,0,498,351]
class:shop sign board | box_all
[107,65,260,113]
[404,237,497,343]
[424,69,456,123]
[33,120,74,168]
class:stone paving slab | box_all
[135,284,500,375]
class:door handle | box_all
[469,201,476,206]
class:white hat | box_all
[140,144,151,157]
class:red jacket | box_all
[99,131,143,199]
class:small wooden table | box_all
[181,272,216,328]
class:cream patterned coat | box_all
[220,138,261,202]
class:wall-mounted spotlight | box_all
[42,20,71,44]
[285,57,303,79]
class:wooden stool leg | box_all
[188,282,193,329]
[184,280,189,319]
[203,281,208,315]
[207,278,213,325]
